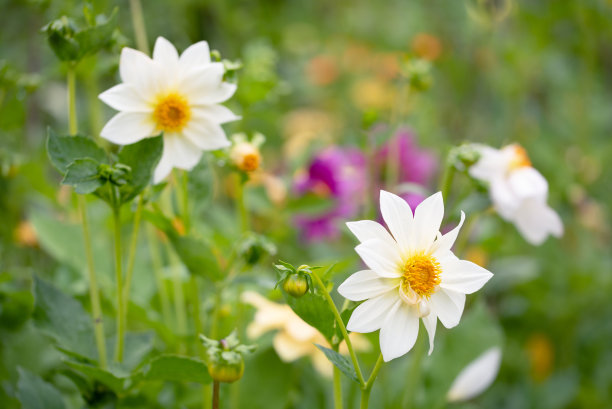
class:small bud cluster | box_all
[274,261,317,298]
[200,330,256,383]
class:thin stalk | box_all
[235,175,249,232]
[402,336,426,409]
[122,195,144,322]
[147,225,172,325]
[190,276,204,354]
[439,151,456,202]
[112,203,125,362]
[212,381,220,409]
[310,269,365,387]
[170,249,187,349]
[67,65,107,368]
[129,0,149,54]
[181,171,191,234]
[359,354,384,409]
[333,345,343,409]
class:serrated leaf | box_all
[46,128,108,174]
[143,355,212,384]
[117,135,163,204]
[32,277,97,361]
[62,158,103,194]
[283,290,335,341]
[63,361,126,394]
[315,344,359,383]
[17,367,66,409]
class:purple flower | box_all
[294,147,366,241]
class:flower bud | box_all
[200,331,256,383]
[208,355,244,383]
[237,233,277,266]
[401,57,432,92]
[281,273,309,298]
[229,133,265,173]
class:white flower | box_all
[338,190,493,362]
[99,37,239,183]
[469,144,563,245]
[447,347,502,402]
[230,133,264,172]
[241,291,369,376]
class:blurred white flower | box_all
[447,347,502,402]
[469,144,563,245]
[99,37,239,183]
[241,291,369,376]
[339,191,493,362]
[230,133,264,172]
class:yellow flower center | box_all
[508,144,531,170]
[402,252,441,298]
[152,92,191,133]
[240,153,261,172]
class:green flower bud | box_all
[200,331,256,384]
[282,273,309,298]
[208,356,244,383]
[237,232,277,266]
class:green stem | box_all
[147,225,172,325]
[333,347,343,409]
[359,354,384,409]
[190,276,204,354]
[170,249,187,350]
[310,269,365,387]
[129,0,149,54]
[181,171,191,234]
[121,194,144,325]
[402,336,426,409]
[67,65,107,368]
[112,203,125,362]
[212,381,220,409]
[235,175,249,232]
[439,151,456,201]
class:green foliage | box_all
[143,355,212,384]
[116,136,163,203]
[46,128,108,173]
[283,287,336,341]
[16,368,66,409]
[315,344,359,383]
[63,158,104,194]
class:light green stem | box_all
[112,204,125,362]
[181,171,191,234]
[310,269,365,387]
[359,354,384,409]
[170,249,187,350]
[333,349,343,409]
[122,195,144,324]
[68,65,107,369]
[147,225,172,325]
[236,175,249,232]
[129,0,149,54]
[439,151,456,201]
[402,337,426,409]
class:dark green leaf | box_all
[32,277,97,361]
[62,158,103,194]
[73,9,117,60]
[63,361,126,394]
[283,290,335,341]
[17,367,66,409]
[117,135,163,204]
[315,344,359,383]
[143,355,212,384]
[46,128,107,174]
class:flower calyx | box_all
[200,330,256,383]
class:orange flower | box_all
[306,55,339,86]
[411,33,442,61]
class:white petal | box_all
[337,270,400,301]
[153,37,179,64]
[180,63,236,105]
[439,259,493,294]
[507,167,548,201]
[100,112,154,145]
[346,220,397,248]
[119,47,161,97]
[99,83,150,112]
[513,200,563,245]
[272,332,312,362]
[181,114,231,151]
[429,289,465,328]
[179,41,211,68]
[490,176,520,219]
[431,211,465,254]
[153,142,174,183]
[355,239,402,278]
[346,290,398,334]
[192,105,240,125]
[166,135,203,170]
[468,146,506,182]
[379,190,414,252]
[413,192,445,249]
[379,300,419,362]
[422,312,437,355]
[447,347,502,402]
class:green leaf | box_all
[73,9,117,60]
[32,276,97,361]
[62,158,103,194]
[63,361,126,394]
[283,290,335,341]
[143,355,212,384]
[46,128,107,174]
[16,367,66,409]
[117,135,163,204]
[315,344,359,383]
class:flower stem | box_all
[112,203,125,362]
[212,381,220,409]
[439,150,456,201]
[121,194,144,330]
[310,269,365,387]
[333,345,343,409]
[402,336,426,409]
[147,225,172,325]
[359,353,384,409]
[129,0,149,54]
[67,64,107,369]
[170,249,187,349]
[181,171,191,234]
[235,174,249,232]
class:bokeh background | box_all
[1,0,611,408]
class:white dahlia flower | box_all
[99,37,239,183]
[338,191,493,362]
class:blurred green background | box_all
[1,0,611,408]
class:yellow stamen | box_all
[240,153,261,172]
[508,144,531,170]
[402,252,441,298]
[152,92,191,133]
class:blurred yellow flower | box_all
[411,33,443,61]
[14,220,38,247]
[526,333,554,382]
[242,291,369,377]
[306,55,339,86]
[351,78,396,112]
[283,109,338,158]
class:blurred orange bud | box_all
[342,43,372,73]
[306,55,339,86]
[15,220,38,247]
[351,78,396,111]
[412,33,442,61]
[376,52,401,80]
[172,217,186,236]
[465,247,488,267]
[526,333,554,382]
[262,173,287,205]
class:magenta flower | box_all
[293,147,366,241]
